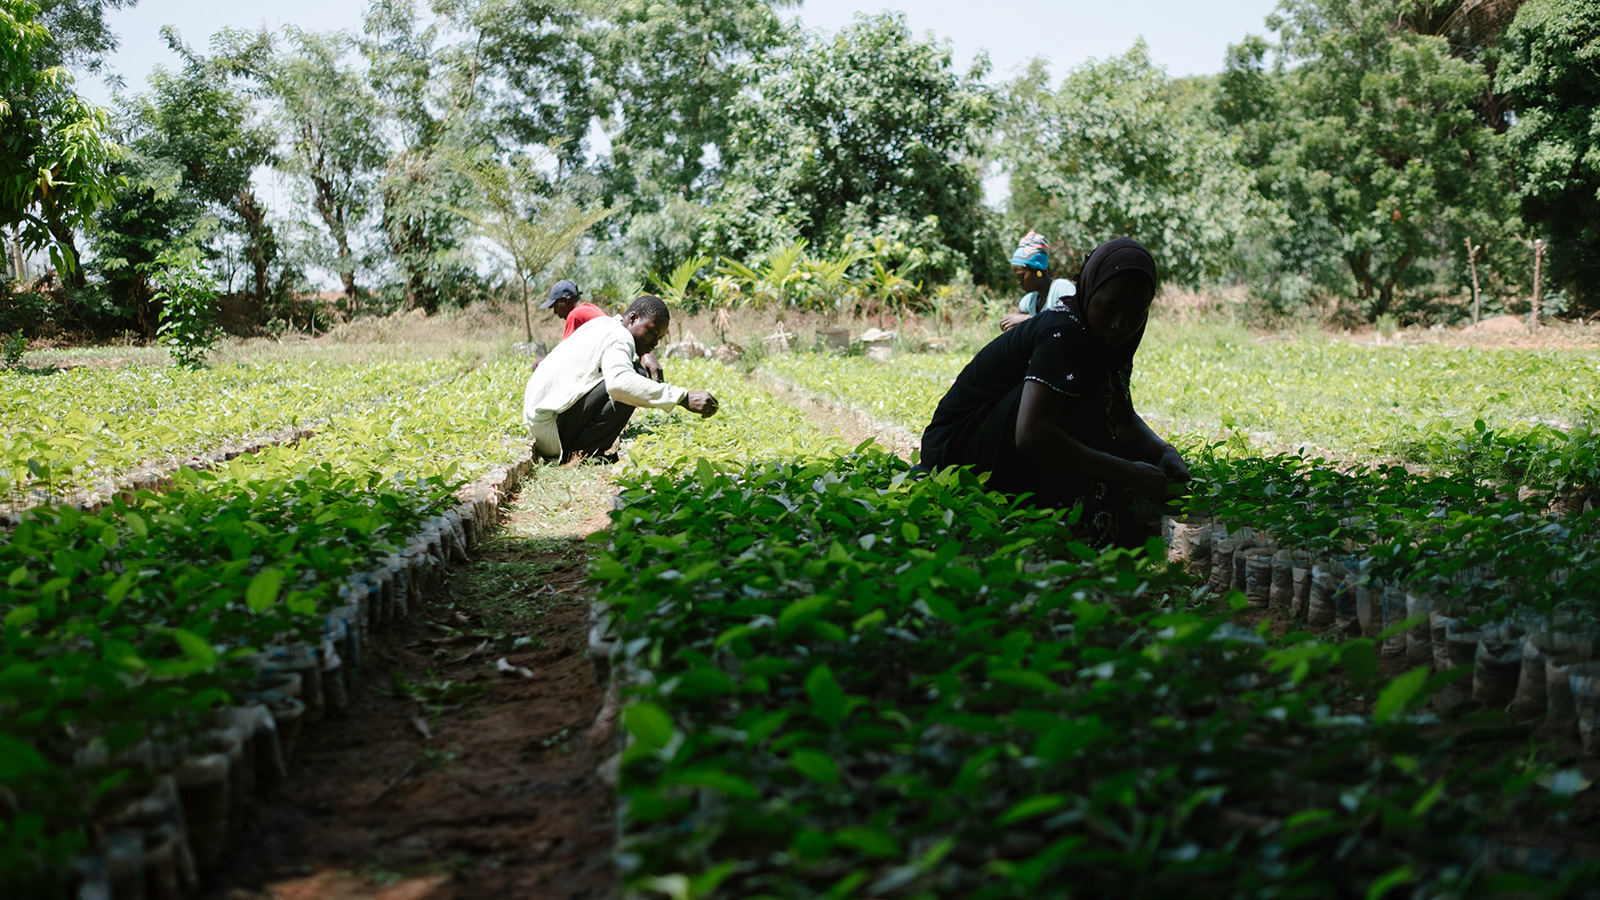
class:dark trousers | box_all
[555,367,645,461]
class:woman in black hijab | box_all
[918,237,1189,546]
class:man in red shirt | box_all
[531,280,663,380]
[543,280,605,339]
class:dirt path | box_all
[207,468,618,900]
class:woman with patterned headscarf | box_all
[919,237,1188,547]
[999,230,1077,332]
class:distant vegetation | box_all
[2,0,1598,344]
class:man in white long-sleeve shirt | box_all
[523,294,718,462]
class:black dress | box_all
[919,308,1146,544]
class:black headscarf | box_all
[1067,237,1159,360]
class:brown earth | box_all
[204,472,619,900]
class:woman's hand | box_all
[999,312,1032,332]
[1157,446,1191,485]
[1124,460,1169,503]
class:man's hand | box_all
[999,312,1032,332]
[680,390,719,418]
[1157,446,1192,486]
[1123,460,1169,504]
[640,352,664,382]
[529,356,544,374]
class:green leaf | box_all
[991,669,1060,694]
[790,747,840,783]
[805,664,847,729]
[625,702,676,749]
[0,734,52,781]
[246,568,282,613]
[172,629,219,668]
[834,825,900,858]
[1339,639,1377,688]
[997,793,1068,825]
[664,768,760,799]
[1373,667,1430,724]
[1365,864,1415,900]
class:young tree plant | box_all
[449,146,613,340]
[152,250,220,369]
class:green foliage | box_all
[90,27,279,323]
[448,145,614,340]
[1002,42,1272,289]
[591,0,794,197]
[2,329,25,365]
[151,251,218,369]
[0,353,529,889]
[259,26,389,307]
[715,13,994,286]
[1498,0,1600,312]
[624,359,845,472]
[1243,0,1519,319]
[0,0,121,278]
[0,356,465,497]
[599,449,1577,896]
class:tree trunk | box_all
[237,189,276,308]
[9,227,23,285]
[45,219,85,289]
[1465,237,1481,324]
[522,279,533,342]
[312,173,357,316]
[1530,239,1545,329]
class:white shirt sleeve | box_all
[599,336,688,410]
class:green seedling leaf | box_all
[790,747,840,783]
[1365,864,1415,900]
[806,664,848,729]
[1373,667,1430,724]
[664,768,760,800]
[246,568,283,612]
[0,733,52,780]
[1340,639,1378,688]
[997,793,1068,825]
[625,702,676,749]
[172,629,219,668]
[834,825,900,858]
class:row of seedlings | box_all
[587,450,1593,897]
[0,447,535,900]
[1,357,479,523]
[1166,451,1600,754]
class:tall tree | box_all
[32,0,136,71]
[1497,0,1600,312]
[1236,0,1516,318]
[590,0,794,199]
[716,13,995,284]
[0,0,119,283]
[450,146,613,339]
[363,0,479,312]
[91,27,277,327]
[1002,42,1272,289]
[263,28,388,311]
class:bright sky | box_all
[77,0,1283,107]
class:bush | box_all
[152,252,220,369]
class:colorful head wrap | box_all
[1009,231,1051,270]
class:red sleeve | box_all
[562,303,605,340]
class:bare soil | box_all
[205,474,619,900]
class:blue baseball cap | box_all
[541,280,581,309]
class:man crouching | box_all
[523,294,719,463]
